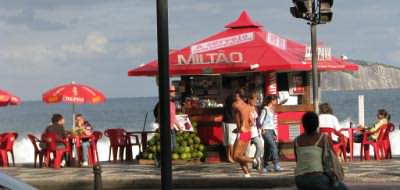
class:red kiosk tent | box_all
[128,11,358,160]
[128,11,358,77]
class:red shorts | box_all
[239,131,251,142]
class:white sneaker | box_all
[82,161,88,167]
[60,160,66,167]
[263,165,272,173]
[244,173,251,178]
[273,164,282,172]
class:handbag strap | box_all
[260,107,267,126]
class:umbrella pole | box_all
[72,104,76,128]
[72,103,75,161]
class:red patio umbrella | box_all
[128,10,358,77]
[42,81,105,127]
[0,89,21,107]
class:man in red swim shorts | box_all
[232,88,259,177]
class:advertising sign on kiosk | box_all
[128,11,358,161]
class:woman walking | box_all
[248,93,263,170]
[259,95,280,173]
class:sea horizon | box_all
[15,88,400,102]
[1,88,400,163]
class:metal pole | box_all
[311,1,319,113]
[93,164,103,190]
[72,104,76,128]
[156,0,172,190]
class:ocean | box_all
[1,89,399,163]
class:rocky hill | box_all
[320,60,400,91]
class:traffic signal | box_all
[318,0,333,24]
[290,0,313,20]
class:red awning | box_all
[128,11,358,77]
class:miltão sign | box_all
[177,52,243,65]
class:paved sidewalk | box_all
[2,159,400,189]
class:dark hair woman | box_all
[294,112,348,190]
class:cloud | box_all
[60,44,85,55]
[61,33,108,55]
[84,33,108,54]
[0,0,121,10]
[126,46,146,58]
[0,33,109,75]
[172,1,222,13]
[2,9,67,31]
[0,45,66,80]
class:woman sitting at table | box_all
[74,113,93,167]
[319,103,345,143]
[354,109,389,142]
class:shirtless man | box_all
[232,89,258,177]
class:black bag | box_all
[353,133,363,143]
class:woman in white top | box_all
[294,112,348,190]
[319,103,342,142]
[247,93,263,170]
[319,103,341,131]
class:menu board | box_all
[191,77,220,97]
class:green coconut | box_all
[172,153,179,160]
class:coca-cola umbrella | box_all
[0,89,21,107]
[42,81,105,127]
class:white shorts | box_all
[223,123,237,146]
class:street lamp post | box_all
[156,0,172,190]
[290,0,333,113]
[310,2,319,113]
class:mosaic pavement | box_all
[1,158,400,189]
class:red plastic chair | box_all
[41,133,69,169]
[0,132,18,166]
[360,124,389,160]
[0,150,7,167]
[27,134,46,168]
[89,131,103,164]
[319,128,347,161]
[378,123,393,159]
[0,135,9,167]
[339,128,356,161]
[104,128,127,162]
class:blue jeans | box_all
[262,129,279,166]
[295,174,348,190]
[81,141,90,162]
[250,136,264,159]
[170,129,177,152]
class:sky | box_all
[0,0,399,101]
